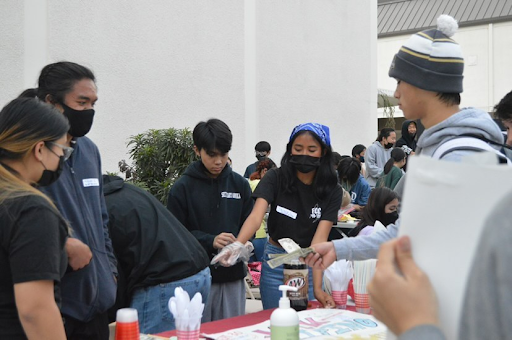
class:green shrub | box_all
[119,128,198,204]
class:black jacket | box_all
[167,161,253,283]
[103,175,209,312]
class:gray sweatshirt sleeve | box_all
[399,325,445,340]
[458,194,512,340]
[333,219,399,260]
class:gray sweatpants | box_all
[202,279,245,322]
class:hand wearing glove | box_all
[211,241,254,267]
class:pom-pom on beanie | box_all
[389,14,464,93]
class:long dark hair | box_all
[383,148,406,174]
[280,130,337,201]
[349,187,399,236]
[0,98,69,205]
[376,127,395,142]
[18,61,95,103]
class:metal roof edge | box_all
[378,15,512,38]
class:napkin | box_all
[168,287,204,332]
[324,260,353,291]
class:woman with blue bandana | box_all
[214,123,343,309]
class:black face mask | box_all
[381,211,399,226]
[37,156,64,187]
[61,103,95,137]
[289,155,321,174]
[256,154,267,161]
[384,142,394,149]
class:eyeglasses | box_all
[45,141,74,161]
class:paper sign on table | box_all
[203,309,386,339]
[395,154,512,339]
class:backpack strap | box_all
[432,137,511,165]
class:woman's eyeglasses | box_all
[45,141,74,161]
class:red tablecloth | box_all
[156,301,356,337]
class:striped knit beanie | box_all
[389,14,464,93]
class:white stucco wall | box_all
[1,0,377,174]
[255,0,377,166]
[378,21,512,118]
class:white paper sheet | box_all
[394,154,512,339]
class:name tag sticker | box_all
[276,205,297,220]
[221,191,241,199]
[82,178,100,187]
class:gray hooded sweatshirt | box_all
[365,140,392,188]
[333,107,504,261]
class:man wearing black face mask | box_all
[19,62,117,340]
[365,127,396,188]
[243,141,276,178]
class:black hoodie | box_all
[102,175,209,313]
[396,120,417,153]
[167,161,254,283]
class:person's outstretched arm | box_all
[304,221,398,270]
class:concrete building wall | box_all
[1,0,377,174]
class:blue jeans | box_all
[130,267,211,334]
[250,237,267,262]
[260,242,314,309]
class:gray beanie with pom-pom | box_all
[389,14,464,93]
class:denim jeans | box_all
[130,267,211,334]
[250,237,267,262]
[260,242,314,309]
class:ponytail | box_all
[383,157,395,175]
[18,88,38,98]
[384,148,407,175]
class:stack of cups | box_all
[352,259,376,314]
[331,290,348,309]
[353,284,371,314]
[115,308,140,340]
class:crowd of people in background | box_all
[2,13,512,340]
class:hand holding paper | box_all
[368,236,439,336]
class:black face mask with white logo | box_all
[61,103,95,137]
[289,155,321,174]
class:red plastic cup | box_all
[354,293,371,314]
[176,329,200,340]
[332,290,348,309]
[115,308,140,340]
